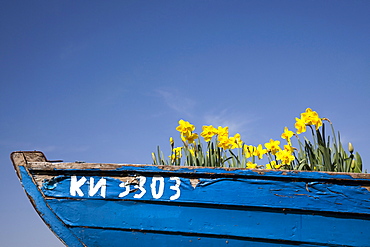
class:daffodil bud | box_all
[348,142,354,153]
[151,153,157,165]
[351,159,356,169]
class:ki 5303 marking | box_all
[67,175,181,200]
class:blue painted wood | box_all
[69,228,324,247]
[42,175,370,214]
[46,199,370,246]
[18,166,85,247]
[11,151,370,247]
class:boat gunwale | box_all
[11,151,370,185]
[24,161,370,178]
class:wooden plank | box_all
[38,173,370,215]
[46,199,370,246]
[69,227,313,247]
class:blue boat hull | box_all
[12,151,370,246]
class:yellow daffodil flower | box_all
[281,127,294,145]
[253,144,267,159]
[264,139,281,155]
[185,132,199,144]
[216,126,230,149]
[301,108,322,130]
[301,108,316,124]
[295,117,306,134]
[266,161,282,169]
[234,133,243,147]
[217,136,231,150]
[246,162,257,169]
[169,147,182,161]
[229,133,243,149]
[312,117,323,130]
[276,149,295,165]
[200,125,218,142]
[266,161,274,169]
[243,145,256,158]
[217,126,229,139]
[176,119,195,136]
[283,144,294,154]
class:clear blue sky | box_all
[1,1,369,246]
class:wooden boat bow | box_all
[11,151,370,246]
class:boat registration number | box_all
[69,175,181,201]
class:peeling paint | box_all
[361,186,370,192]
[190,178,199,188]
[43,176,68,190]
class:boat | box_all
[11,150,370,246]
